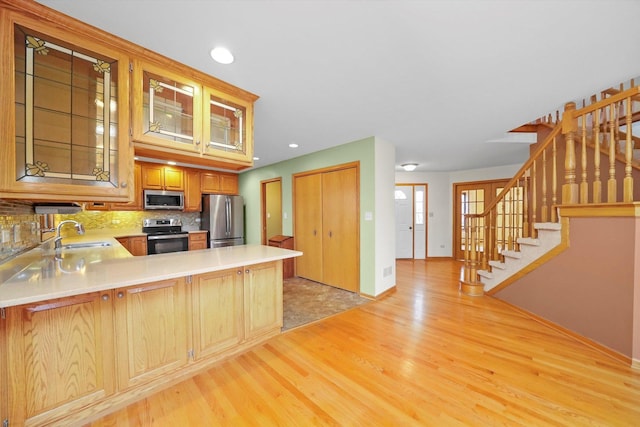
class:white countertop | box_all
[0,241,301,308]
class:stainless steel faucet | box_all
[54,220,85,250]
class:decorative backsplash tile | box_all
[55,210,201,231]
[1,198,201,264]
[0,200,41,262]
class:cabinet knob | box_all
[196,139,201,145]
[237,270,242,275]
[117,291,124,299]
[121,182,127,188]
[245,269,250,274]
[102,294,110,301]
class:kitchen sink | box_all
[61,241,112,249]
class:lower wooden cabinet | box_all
[191,269,244,359]
[114,278,188,389]
[244,261,283,339]
[116,235,148,256]
[0,260,283,425]
[188,231,208,250]
[4,292,116,426]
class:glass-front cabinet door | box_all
[132,60,256,170]
[202,87,253,164]
[132,60,202,153]
[0,12,132,201]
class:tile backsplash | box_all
[0,199,41,262]
[1,198,201,263]
[55,210,201,231]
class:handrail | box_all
[460,83,640,296]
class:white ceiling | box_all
[37,0,640,172]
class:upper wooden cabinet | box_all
[0,7,133,202]
[140,162,184,191]
[132,60,258,171]
[201,171,239,195]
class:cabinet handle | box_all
[328,231,333,238]
[117,291,124,299]
[313,230,317,236]
[102,294,110,301]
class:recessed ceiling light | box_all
[167,161,177,165]
[210,47,234,64]
[253,156,260,161]
[289,143,299,148]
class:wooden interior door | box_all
[453,179,509,260]
[322,167,359,292]
[293,173,323,282]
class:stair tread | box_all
[477,269,493,279]
[517,237,540,246]
[534,222,562,230]
[502,250,522,259]
[488,260,507,270]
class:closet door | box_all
[322,167,359,292]
[294,173,323,282]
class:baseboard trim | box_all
[360,285,396,300]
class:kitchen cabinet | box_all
[294,163,360,292]
[268,235,294,279]
[0,8,133,202]
[190,269,244,359]
[188,231,208,250]
[141,162,184,191]
[132,59,258,171]
[244,261,283,339]
[116,235,147,256]
[0,253,289,425]
[110,163,143,211]
[184,169,202,212]
[4,292,116,426]
[113,278,188,389]
[201,171,239,195]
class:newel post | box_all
[561,102,579,204]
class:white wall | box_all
[396,163,521,257]
[374,137,396,295]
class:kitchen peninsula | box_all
[0,241,301,426]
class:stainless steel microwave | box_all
[143,190,184,210]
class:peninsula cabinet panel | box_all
[294,164,359,292]
[5,292,116,426]
[244,260,283,339]
[0,9,133,202]
[113,278,188,390]
[191,269,244,359]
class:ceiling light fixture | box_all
[210,47,234,64]
[289,143,299,148]
[401,163,418,172]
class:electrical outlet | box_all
[1,229,10,243]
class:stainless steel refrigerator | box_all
[201,195,245,248]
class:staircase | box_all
[460,79,640,296]
[477,222,562,293]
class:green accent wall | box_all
[239,137,376,296]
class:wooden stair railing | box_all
[460,84,640,296]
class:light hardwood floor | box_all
[88,259,640,426]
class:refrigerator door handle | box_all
[225,196,231,236]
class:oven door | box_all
[147,234,189,255]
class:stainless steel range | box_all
[142,218,189,255]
